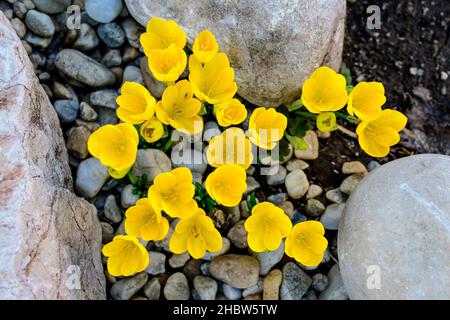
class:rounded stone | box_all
[86,0,123,23]
[209,254,260,289]
[338,154,450,300]
[32,0,71,14]
[285,169,309,199]
[97,22,126,48]
[55,49,115,87]
[163,272,190,300]
[25,10,55,38]
[124,0,345,106]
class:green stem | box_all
[295,111,318,119]
[335,112,358,123]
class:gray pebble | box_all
[120,184,139,208]
[193,276,217,300]
[97,22,125,48]
[266,165,287,186]
[24,32,51,48]
[325,188,347,204]
[100,221,114,243]
[143,277,161,300]
[111,272,148,300]
[227,221,248,249]
[55,49,115,87]
[73,23,99,51]
[25,9,54,38]
[222,284,242,300]
[145,251,166,275]
[80,101,98,121]
[255,241,285,276]
[280,262,312,300]
[32,0,71,14]
[86,0,123,23]
[54,99,78,123]
[320,203,345,230]
[312,273,329,292]
[11,18,27,39]
[101,49,122,67]
[104,195,122,223]
[75,158,110,198]
[305,198,326,216]
[164,272,190,300]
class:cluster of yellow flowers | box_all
[93,18,407,278]
[301,66,408,157]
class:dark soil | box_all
[344,0,450,155]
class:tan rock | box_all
[0,13,105,299]
[342,161,368,175]
[294,130,319,160]
[263,269,282,300]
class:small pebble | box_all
[164,272,190,300]
[143,278,161,300]
[67,126,90,159]
[145,251,166,275]
[306,184,323,199]
[80,102,98,121]
[305,198,325,216]
[54,99,78,123]
[320,203,345,230]
[104,194,122,223]
[111,272,148,300]
[97,22,126,48]
[325,188,347,204]
[340,174,365,195]
[342,161,368,175]
[25,9,55,38]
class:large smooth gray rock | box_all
[338,154,450,300]
[0,13,105,299]
[124,0,346,106]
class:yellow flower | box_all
[356,109,408,158]
[116,82,156,124]
[87,123,139,172]
[285,221,328,267]
[206,127,253,169]
[140,17,186,56]
[214,99,247,127]
[148,43,187,83]
[247,107,287,150]
[316,112,337,132]
[205,164,247,207]
[109,167,131,180]
[148,167,197,218]
[244,202,292,252]
[347,82,386,121]
[193,29,219,64]
[169,208,222,259]
[155,80,203,134]
[301,66,348,113]
[102,235,149,277]
[140,117,164,143]
[125,198,169,241]
[189,53,237,104]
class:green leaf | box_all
[247,193,257,212]
[199,102,207,116]
[285,133,308,150]
[340,64,352,85]
[288,99,304,112]
[287,116,310,137]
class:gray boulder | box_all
[124,0,346,106]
